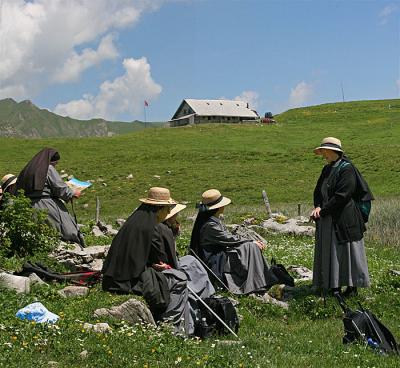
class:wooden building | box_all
[169,99,259,127]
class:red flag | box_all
[144,100,149,107]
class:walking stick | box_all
[187,285,239,339]
[189,248,231,294]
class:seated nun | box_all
[102,187,199,336]
[150,203,215,331]
[0,174,17,208]
[15,148,83,246]
[190,189,274,295]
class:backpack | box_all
[336,294,399,355]
[266,258,295,289]
[195,296,239,338]
[336,160,374,223]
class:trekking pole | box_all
[187,285,240,340]
[70,198,84,249]
[189,249,231,294]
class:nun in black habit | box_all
[190,189,273,295]
[15,148,83,245]
[102,187,198,335]
[150,203,215,334]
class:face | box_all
[50,160,59,166]
[320,149,339,163]
[216,206,225,216]
[156,205,172,223]
[166,213,178,226]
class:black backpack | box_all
[266,258,295,289]
[336,294,399,355]
[195,296,239,338]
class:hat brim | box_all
[139,198,177,205]
[314,146,343,155]
[2,177,17,192]
[207,196,231,210]
[165,203,187,220]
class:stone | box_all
[83,322,112,333]
[390,269,400,277]
[67,175,74,180]
[0,273,30,293]
[261,218,315,236]
[48,361,59,367]
[79,350,88,359]
[94,298,155,325]
[116,218,126,227]
[92,225,105,237]
[288,265,313,282]
[58,286,89,298]
[90,259,104,272]
[153,175,161,179]
[60,173,68,179]
[102,182,107,187]
[28,273,48,286]
[250,293,289,309]
[83,203,89,209]
[126,174,133,179]
[105,224,118,236]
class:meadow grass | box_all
[0,100,399,367]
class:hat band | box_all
[320,142,342,150]
[197,195,223,212]
[204,195,223,207]
[1,175,16,191]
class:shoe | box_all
[342,286,358,298]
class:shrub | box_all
[0,193,58,257]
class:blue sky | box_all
[0,0,399,122]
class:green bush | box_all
[0,192,58,257]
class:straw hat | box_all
[165,203,187,220]
[201,189,231,210]
[139,187,177,205]
[1,174,17,192]
[314,137,343,155]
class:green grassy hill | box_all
[0,98,164,138]
[0,98,399,220]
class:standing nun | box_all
[15,148,83,246]
[311,137,372,297]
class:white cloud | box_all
[54,57,162,120]
[234,90,259,110]
[53,34,119,83]
[378,4,398,25]
[0,0,164,99]
[289,81,314,107]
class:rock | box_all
[83,203,89,209]
[261,218,315,236]
[116,218,126,227]
[60,170,65,174]
[67,175,74,180]
[126,174,133,179]
[48,361,59,367]
[187,215,196,222]
[0,273,30,293]
[28,273,48,286]
[58,286,89,298]
[94,298,155,325]
[60,173,68,179]
[83,322,112,334]
[287,265,313,282]
[90,259,103,272]
[166,170,172,175]
[102,182,107,187]
[153,175,160,179]
[92,225,105,237]
[390,269,400,277]
[79,350,88,359]
[250,293,289,309]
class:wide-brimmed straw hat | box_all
[139,187,177,205]
[314,137,343,155]
[1,174,17,192]
[201,189,231,210]
[165,203,187,220]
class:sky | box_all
[0,0,399,122]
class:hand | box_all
[73,190,81,199]
[152,262,171,272]
[310,207,321,220]
[255,240,266,251]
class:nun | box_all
[190,189,273,295]
[15,148,83,246]
[102,187,199,336]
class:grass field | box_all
[0,99,399,367]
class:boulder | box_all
[28,273,48,287]
[58,286,89,298]
[94,298,155,325]
[0,273,30,293]
[92,225,105,237]
[261,218,315,236]
[116,219,126,227]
